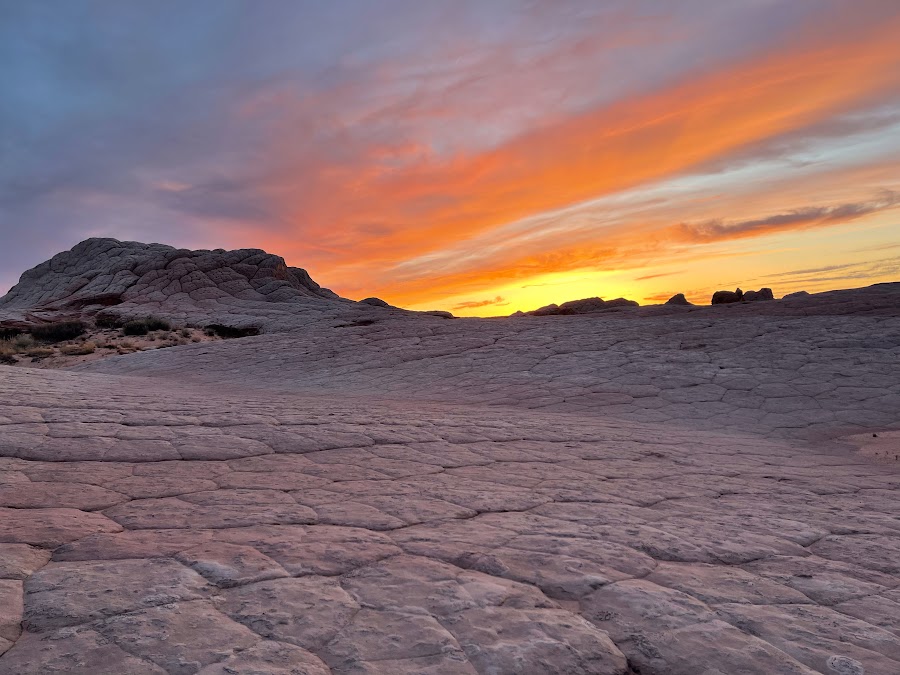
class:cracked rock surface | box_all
[0,238,437,331]
[1,264,899,672]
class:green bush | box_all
[30,321,86,343]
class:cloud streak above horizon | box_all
[1,0,899,313]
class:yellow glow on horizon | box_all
[407,215,900,317]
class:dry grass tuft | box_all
[25,346,55,358]
[0,341,16,364]
[60,342,96,356]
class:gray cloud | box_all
[674,191,900,243]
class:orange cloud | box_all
[236,6,900,307]
[452,295,508,310]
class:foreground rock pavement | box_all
[1,242,899,673]
[1,357,899,674]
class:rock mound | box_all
[711,288,743,304]
[743,287,774,302]
[359,297,392,308]
[665,293,692,306]
[0,238,409,332]
[522,296,639,316]
[711,287,775,305]
[1,238,340,309]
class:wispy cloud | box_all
[634,271,685,281]
[452,295,508,310]
[669,192,900,244]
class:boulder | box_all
[743,288,774,302]
[783,291,810,300]
[711,288,743,305]
[665,294,692,306]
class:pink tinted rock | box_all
[0,508,121,548]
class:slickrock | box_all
[0,238,424,332]
[0,241,899,673]
[0,360,898,673]
[77,282,900,440]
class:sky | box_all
[1,0,899,316]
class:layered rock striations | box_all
[0,238,430,332]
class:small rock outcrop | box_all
[665,293,692,306]
[711,288,743,305]
[743,288,774,302]
[783,290,810,300]
[359,297,392,308]
[523,297,639,316]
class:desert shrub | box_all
[122,320,149,336]
[95,312,123,329]
[204,324,260,339]
[145,316,171,331]
[0,340,16,363]
[180,328,191,338]
[30,321,86,343]
[0,327,21,340]
[60,342,96,356]
[122,316,171,335]
[12,334,35,351]
[25,346,54,358]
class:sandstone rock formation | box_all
[665,293,692,305]
[743,287,774,302]
[784,290,811,299]
[712,287,774,304]
[0,238,416,333]
[1,240,899,674]
[711,287,743,304]
[523,297,639,316]
[358,297,392,308]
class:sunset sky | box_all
[2,1,899,315]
